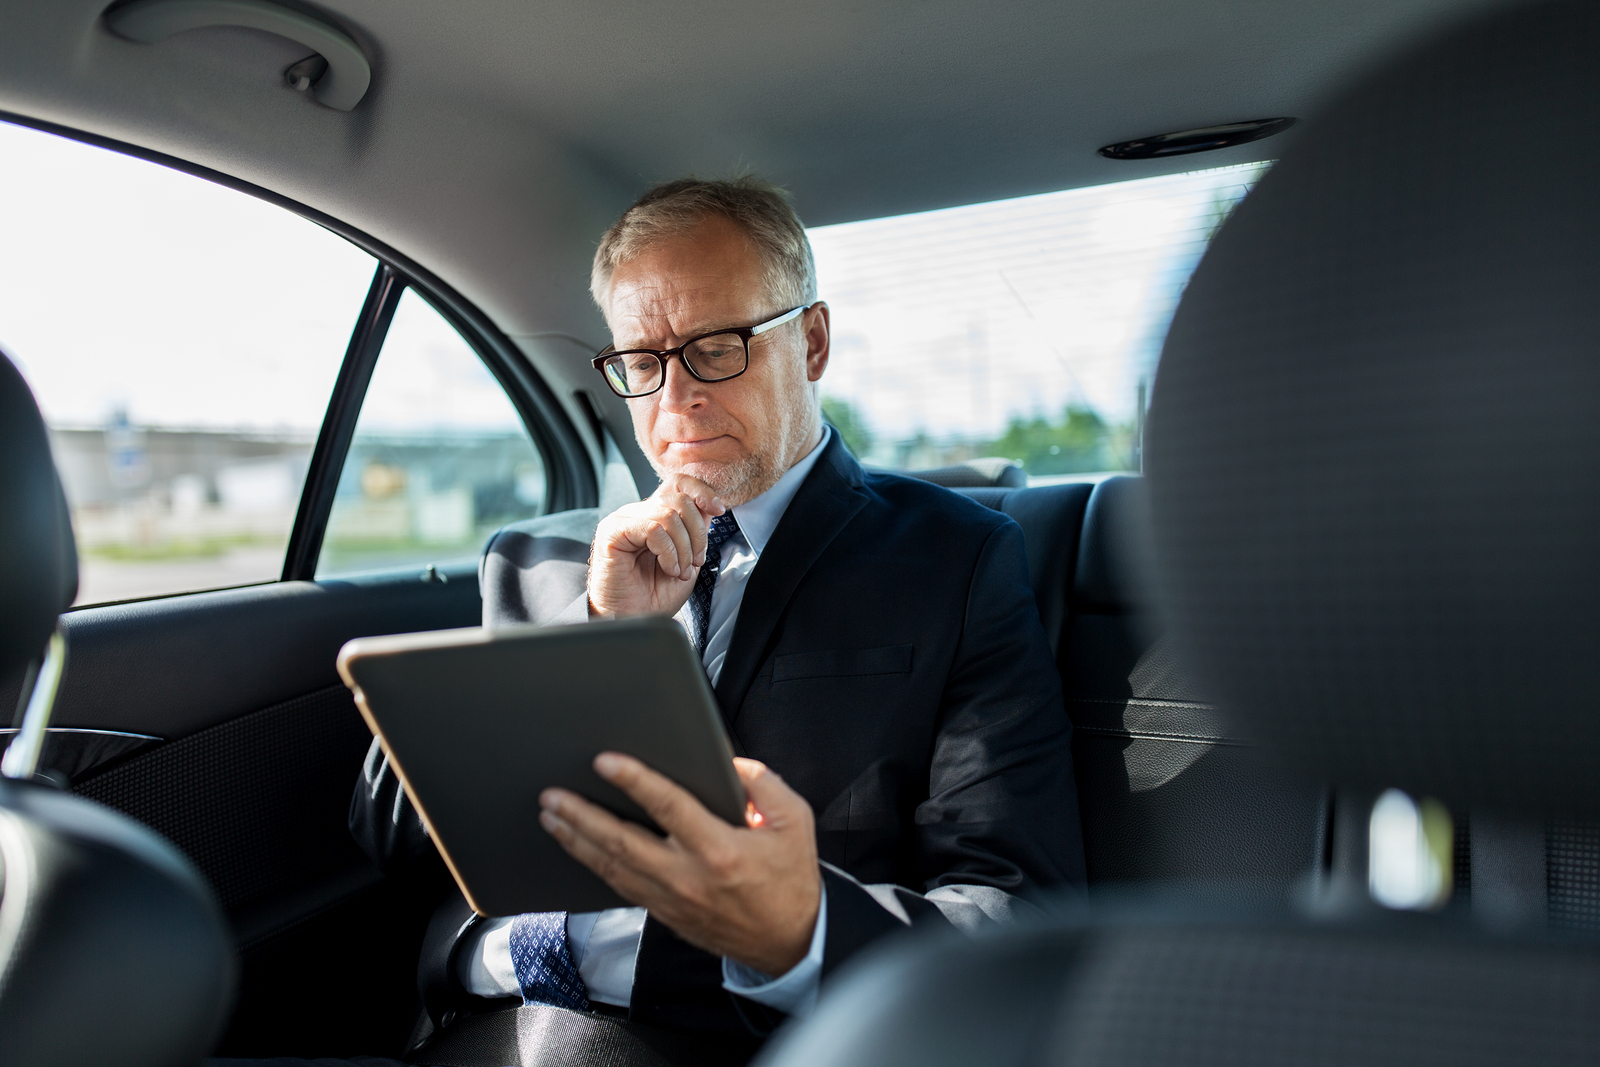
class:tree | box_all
[821,396,873,458]
[984,405,1116,475]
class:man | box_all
[352,177,1084,1061]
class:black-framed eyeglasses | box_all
[591,305,809,399]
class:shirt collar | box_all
[728,425,831,557]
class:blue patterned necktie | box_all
[688,512,741,656]
[509,911,589,1012]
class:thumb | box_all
[734,758,809,829]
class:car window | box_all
[808,162,1265,480]
[0,120,378,606]
[315,289,548,578]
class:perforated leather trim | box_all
[1548,820,1600,933]
[73,685,372,911]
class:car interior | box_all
[1,0,1596,1064]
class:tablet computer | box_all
[336,614,746,916]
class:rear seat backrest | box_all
[962,475,1326,897]
[958,482,1091,650]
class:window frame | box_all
[299,277,563,580]
[1,110,598,596]
[281,262,403,580]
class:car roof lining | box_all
[1,0,1513,348]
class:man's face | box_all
[603,215,830,505]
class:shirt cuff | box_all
[720,884,827,1018]
[457,915,520,998]
[577,907,647,1008]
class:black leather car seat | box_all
[0,351,235,1066]
[962,476,1325,896]
[755,2,1600,1063]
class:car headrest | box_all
[1144,0,1600,819]
[1072,476,1153,613]
[1,353,77,681]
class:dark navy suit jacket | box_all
[351,433,1085,1036]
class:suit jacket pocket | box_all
[772,645,914,682]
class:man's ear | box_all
[804,302,831,383]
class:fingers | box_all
[648,487,711,571]
[734,758,812,831]
[540,788,678,897]
[621,491,709,578]
[656,473,726,519]
[545,813,673,905]
[545,756,824,975]
[590,473,731,617]
[593,752,730,852]
[732,757,769,785]
[640,509,694,579]
[665,491,709,568]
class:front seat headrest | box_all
[1145,0,1600,819]
[0,352,77,679]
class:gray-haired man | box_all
[353,177,1085,1064]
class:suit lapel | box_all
[714,434,870,726]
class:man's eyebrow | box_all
[613,321,737,351]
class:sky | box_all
[353,288,526,433]
[2,116,1262,446]
[0,119,375,432]
[809,162,1265,448]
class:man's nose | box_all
[656,356,706,414]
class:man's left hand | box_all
[539,754,822,978]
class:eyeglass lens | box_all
[602,332,748,397]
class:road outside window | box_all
[315,290,547,578]
[808,163,1266,480]
[0,120,377,605]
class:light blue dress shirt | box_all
[459,427,833,1017]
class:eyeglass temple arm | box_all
[749,305,808,337]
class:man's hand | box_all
[588,474,726,619]
[539,754,823,978]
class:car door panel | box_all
[45,564,479,741]
[45,564,480,1054]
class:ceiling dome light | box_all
[1099,118,1296,160]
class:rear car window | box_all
[808,163,1265,480]
[0,120,377,605]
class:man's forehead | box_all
[607,266,765,347]
[604,217,768,344]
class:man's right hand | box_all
[588,474,727,619]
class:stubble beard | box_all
[687,451,782,506]
[649,391,819,507]
[652,440,784,507]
